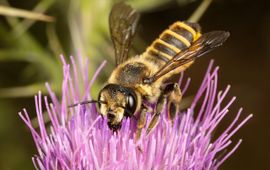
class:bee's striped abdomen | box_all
[143,21,201,65]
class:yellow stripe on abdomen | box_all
[161,29,191,47]
[144,21,201,64]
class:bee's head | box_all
[98,84,139,131]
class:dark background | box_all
[141,1,270,169]
[0,0,269,169]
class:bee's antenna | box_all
[68,100,106,108]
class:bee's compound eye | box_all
[125,94,136,117]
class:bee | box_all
[70,2,230,136]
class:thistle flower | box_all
[19,55,252,170]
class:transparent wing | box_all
[143,31,230,84]
[109,2,140,65]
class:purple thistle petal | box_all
[82,60,107,101]
[182,77,191,95]
[70,55,81,101]
[20,55,252,170]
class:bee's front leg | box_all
[146,83,182,134]
[135,104,151,142]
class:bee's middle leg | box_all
[146,83,182,134]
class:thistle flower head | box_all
[19,55,252,170]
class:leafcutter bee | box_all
[70,2,230,137]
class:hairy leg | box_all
[146,83,182,134]
[135,104,151,142]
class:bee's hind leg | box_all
[146,83,182,134]
[167,83,182,124]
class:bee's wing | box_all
[143,31,230,84]
[109,2,140,66]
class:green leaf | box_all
[0,83,48,98]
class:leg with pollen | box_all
[146,83,182,134]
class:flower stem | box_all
[188,0,213,23]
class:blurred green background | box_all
[0,0,269,169]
